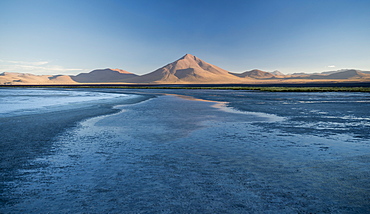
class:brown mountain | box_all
[126,54,244,83]
[71,68,137,83]
[230,69,275,79]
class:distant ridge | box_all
[1,55,370,85]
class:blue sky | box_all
[1,0,370,75]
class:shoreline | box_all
[1,83,370,93]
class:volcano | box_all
[127,54,244,83]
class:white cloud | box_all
[8,60,49,66]
[0,59,84,75]
[328,65,336,68]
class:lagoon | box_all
[1,88,369,213]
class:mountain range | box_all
[1,54,370,85]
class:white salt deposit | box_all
[0,88,130,117]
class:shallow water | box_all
[1,88,369,213]
[135,89,370,140]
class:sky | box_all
[1,0,370,75]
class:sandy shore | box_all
[1,89,370,213]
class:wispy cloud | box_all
[4,60,50,66]
[327,65,336,68]
[0,59,84,75]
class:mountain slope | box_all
[127,54,244,83]
[71,68,137,83]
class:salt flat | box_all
[1,88,369,213]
